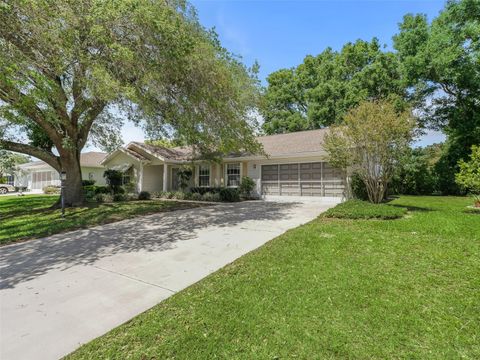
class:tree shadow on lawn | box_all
[389,204,434,212]
[0,196,59,218]
[0,201,300,289]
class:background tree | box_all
[393,0,480,194]
[455,145,480,207]
[0,0,261,206]
[144,138,186,149]
[0,150,29,179]
[390,147,439,195]
[324,100,415,203]
[261,38,407,134]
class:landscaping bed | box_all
[66,196,480,359]
[0,195,208,245]
[322,199,408,219]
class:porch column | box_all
[138,162,144,192]
[163,163,168,191]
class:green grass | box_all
[66,196,480,359]
[0,195,205,245]
[322,199,407,219]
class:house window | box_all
[198,165,210,187]
[226,163,241,187]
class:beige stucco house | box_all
[16,152,107,191]
[102,129,345,198]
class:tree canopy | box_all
[260,38,407,134]
[0,0,261,205]
[0,150,29,178]
[393,0,480,194]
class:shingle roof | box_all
[79,152,107,167]
[129,142,192,161]
[126,128,329,161]
[20,151,107,169]
[123,147,149,161]
[256,128,328,157]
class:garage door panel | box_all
[262,162,344,197]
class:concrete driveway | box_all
[0,199,337,360]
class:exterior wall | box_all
[82,167,106,185]
[142,164,163,192]
[18,165,106,190]
[103,151,141,191]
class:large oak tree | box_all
[0,0,261,205]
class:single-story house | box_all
[102,129,345,198]
[16,152,107,191]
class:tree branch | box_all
[77,102,106,149]
[0,140,61,171]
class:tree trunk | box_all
[59,151,84,207]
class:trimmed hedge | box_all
[219,188,240,202]
[190,187,222,195]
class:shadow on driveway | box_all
[0,201,300,289]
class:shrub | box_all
[82,179,96,186]
[350,173,369,200]
[125,193,138,201]
[43,185,61,194]
[83,185,97,200]
[183,192,194,200]
[202,192,221,202]
[173,191,185,200]
[107,186,125,195]
[94,186,109,194]
[151,191,163,199]
[190,186,222,195]
[322,200,407,220]
[190,192,202,201]
[138,191,151,200]
[163,191,174,199]
[219,187,240,202]
[113,193,126,202]
[239,176,255,198]
[103,169,123,194]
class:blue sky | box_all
[92,0,447,151]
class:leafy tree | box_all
[0,0,261,206]
[393,0,480,194]
[145,138,185,149]
[0,150,29,178]
[391,147,438,195]
[324,100,415,203]
[455,145,480,206]
[261,39,407,134]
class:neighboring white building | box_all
[16,152,107,191]
[102,129,345,198]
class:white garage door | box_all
[261,162,345,197]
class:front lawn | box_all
[0,195,206,245]
[322,199,407,219]
[67,196,480,359]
